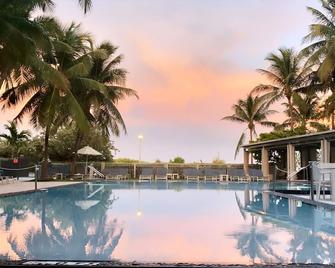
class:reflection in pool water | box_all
[0,181,335,264]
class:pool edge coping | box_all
[269,190,335,210]
[0,181,85,198]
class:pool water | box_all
[0,181,335,264]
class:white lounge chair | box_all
[311,162,331,200]
[204,168,225,181]
[184,168,202,181]
[104,167,130,180]
[139,168,154,181]
[155,167,168,180]
[0,176,16,184]
[227,169,247,182]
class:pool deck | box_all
[0,181,83,197]
[0,260,332,267]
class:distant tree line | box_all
[0,121,115,163]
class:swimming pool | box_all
[0,181,334,264]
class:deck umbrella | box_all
[77,146,102,174]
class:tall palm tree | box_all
[0,20,100,179]
[0,121,31,157]
[301,0,335,82]
[71,41,138,153]
[55,41,138,173]
[0,0,93,89]
[221,92,277,158]
[300,1,335,129]
[253,48,311,130]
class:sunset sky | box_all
[2,0,322,163]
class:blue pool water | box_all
[0,181,335,264]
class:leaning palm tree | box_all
[253,48,311,130]
[0,20,99,179]
[0,121,31,157]
[221,92,277,158]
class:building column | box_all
[301,147,309,167]
[321,139,330,163]
[243,149,250,177]
[287,144,296,180]
[261,147,270,180]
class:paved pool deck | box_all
[0,181,83,196]
[0,260,333,267]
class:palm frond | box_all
[234,132,246,159]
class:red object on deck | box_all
[13,158,19,164]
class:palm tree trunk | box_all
[249,127,254,164]
[288,97,294,130]
[41,125,50,180]
[71,130,83,175]
[249,128,253,142]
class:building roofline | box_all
[243,130,335,150]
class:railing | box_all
[88,165,105,179]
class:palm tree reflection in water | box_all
[1,184,124,260]
[232,186,335,264]
[231,187,283,264]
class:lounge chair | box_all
[227,168,249,182]
[73,173,84,180]
[166,171,180,180]
[311,161,331,200]
[183,168,203,181]
[249,168,263,181]
[103,167,130,180]
[139,168,154,181]
[204,168,225,181]
[0,176,16,184]
[155,167,168,180]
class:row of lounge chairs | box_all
[101,167,264,182]
[0,176,17,184]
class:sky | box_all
[1,0,322,163]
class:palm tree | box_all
[221,92,277,158]
[300,0,335,128]
[54,41,138,173]
[230,215,283,264]
[73,41,138,142]
[253,48,311,130]
[301,0,335,82]
[0,0,93,90]
[282,92,327,132]
[0,121,31,158]
[0,20,98,179]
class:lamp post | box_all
[138,134,143,162]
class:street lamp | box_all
[138,134,143,161]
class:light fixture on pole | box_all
[138,134,143,161]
